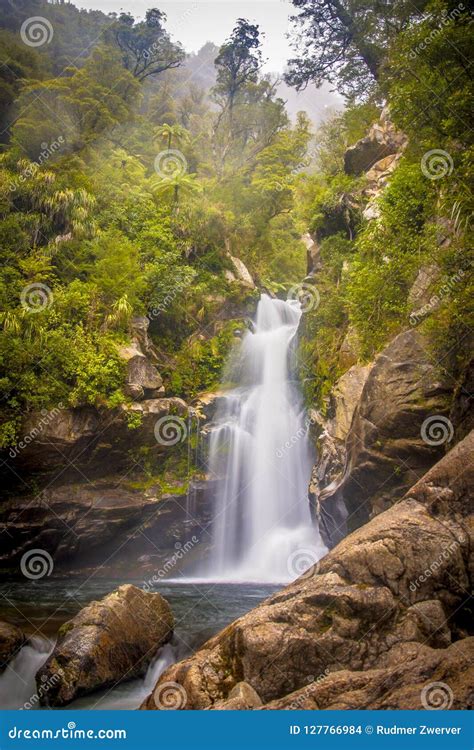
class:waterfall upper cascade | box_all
[202,293,326,582]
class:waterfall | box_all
[0,636,53,709]
[202,293,326,582]
[0,636,177,710]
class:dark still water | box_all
[0,580,278,710]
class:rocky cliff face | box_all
[0,478,213,578]
[314,329,452,545]
[142,430,473,711]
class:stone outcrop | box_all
[0,620,25,672]
[408,264,441,315]
[362,151,404,220]
[302,233,322,278]
[213,681,263,710]
[37,585,173,706]
[309,364,372,547]
[0,478,213,578]
[4,397,189,481]
[344,109,407,176]
[337,325,362,370]
[263,639,473,709]
[119,317,165,401]
[142,431,473,710]
[318,328,452,540]
[450,358,474,445]
[121,347,164,401]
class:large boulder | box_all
[344,110,407,176]
[121,349,164,401]
[142,431,473,710]
[319,329,452,539]
[0,621,25,672]
[36,585,173,706]
[263,639,474,710]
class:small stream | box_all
[0,580,278,710]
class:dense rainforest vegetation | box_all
[0,0,472,446]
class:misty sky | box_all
[77,1,295,73]
[77,0,344,122]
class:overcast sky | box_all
[76,0,298,74]
[76,0,343,122]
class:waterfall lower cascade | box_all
[203,293,327,582]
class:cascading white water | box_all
[0,636,177,710]
[0,636,53,709]
[203,293,326,582]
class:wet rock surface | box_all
[142,431,473,710]
[36,584,173,706]
[319,329,452,537]
[344,110,407,176]
[0,478,214,579]
[0,620,25,672]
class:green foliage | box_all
[108,9,185,82]
[285,0,429,98]
[167,322,243,399]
